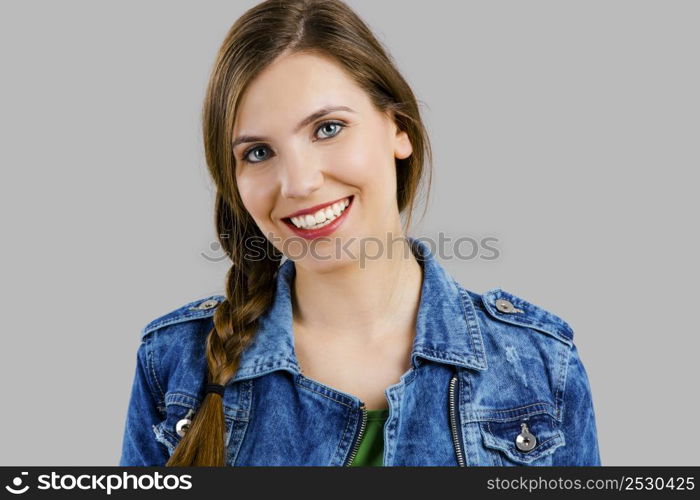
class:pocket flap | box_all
[152,394,236,455]
[481,411,565,464]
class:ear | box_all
[384,108,413,160]
[394,128,413,160]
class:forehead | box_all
[233,52,371,135]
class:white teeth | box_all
[289,197,351,229]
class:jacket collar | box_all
[231,236,487,383]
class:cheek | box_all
[327,134,393,188]
[236,173,271,221]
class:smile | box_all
[283,195,352,229]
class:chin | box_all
[296,253,358,274]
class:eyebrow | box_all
[232,105,356,150]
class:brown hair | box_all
[166,0,433,466]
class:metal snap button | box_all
[175,418,192,437]
[495,298,524,314]
[515,422,537,452]
[196,299,219,310]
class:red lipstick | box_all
[282,195,352,219]
[282,195,354,240]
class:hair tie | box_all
[204,383,225,396]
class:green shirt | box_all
[349,409,389,466]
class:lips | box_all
[282,195,353,221]
[281,194,354,240]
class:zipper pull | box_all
[359,401,367,417]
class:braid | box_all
[165,196,282,466]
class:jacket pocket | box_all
[152,399,194,456]
[478,404,565,465]
[152,392,241,459]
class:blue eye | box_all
[239,120,346,164]
[316,121,343,139]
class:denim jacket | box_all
[119,237,601,466]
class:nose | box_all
[279,150,324,199]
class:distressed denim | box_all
[119,236,601,466]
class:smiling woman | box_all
[231,49,416,263]
[119,0,601,468]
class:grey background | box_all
[0,0,697,466]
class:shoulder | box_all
[134,294,226,405]
[457,283,574,345]
[140,294,227,342]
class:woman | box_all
[119,0,601,466]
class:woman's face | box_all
[233,51,413,270]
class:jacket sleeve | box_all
[118,335,169,466]
[551,342,602,465]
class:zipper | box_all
[344,401,368,466]
[449,375,466,467]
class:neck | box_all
[291,235,423,342]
